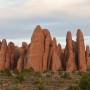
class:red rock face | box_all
[0,39,7,70]
[86,46,90,70]
[60,48,65,70]
[65,32,76,72]
[43,29,52,71]
[52,51,61,72]
[57,44,62,57]
[22,42,28,49]
[77,29,87,72]
[51,38,61,72]
[22,42,28,69]
[5,42,15,70]
[17,42,28,72]
[17,57,24,72]
[27,25,45,71]
[72,41,79,70]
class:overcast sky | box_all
[0,0,90,40]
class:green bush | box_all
[79,72,90,90]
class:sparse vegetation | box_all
[6,84,20,90]
[0,69,90,90]
[67,85,80,90]
[0,70,12,76]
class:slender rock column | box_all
[77,29,87,72]
[66,32,76,72]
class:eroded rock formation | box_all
[65,32,76,72]
[0,26,89,72]
[0,39,7,70]
[77,29,87,72]
[43,29,52,71]
[51,38,62,72]
[27,25,45,71]
[86,46,90,70]
[5,42,15,70]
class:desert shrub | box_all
[46,72,52,78]
[6,85,20,90]
[34,71,42,77]
[42,70,53,78]
[79,72,90,90]
[14,68,34,80]
[32,77,42,85]
[58,78,64,84]
[37,84,47,90]
[0,69,11,76]
[32,77,47,90]
[67,85,80,90]
[15,75,25,83]
[58,70,65,75]
[21,69,42,79]
[34,79,47,90]
[43,70,50,74]
[60,72,71,79]
[22,68,34,73]
[19,69,34,76]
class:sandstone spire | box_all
[5,42,15,70]
[0,39,7,70]
[51,38,61,72]
[86,46,90,70]
[65,32,76,72]
[43,29,52,71]
[77,29,87,72]
[27,25,45,71]
[17,42,28,72]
